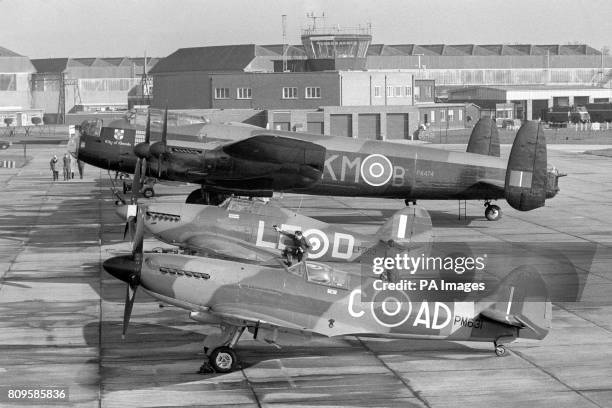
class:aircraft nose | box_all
[103,255,140,284]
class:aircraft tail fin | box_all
[479,265,552,340]
[504,121,547,211]
[466,117,500,157]
[375,206,433,248]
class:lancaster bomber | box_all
[69,111,563,221]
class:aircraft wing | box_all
[209,304,308,332]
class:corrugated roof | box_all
[150,44,260,74]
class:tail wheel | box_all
[209,346,237,373]
[495,345,506,357]
[485,204,502,221]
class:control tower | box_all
[301,25,372,60]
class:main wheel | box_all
[142,187,155,198]
[495,345,506,357]
[485,204,502,221]
[209,346,237,373]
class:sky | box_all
[1,0,611,59]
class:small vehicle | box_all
[122,176,156,198]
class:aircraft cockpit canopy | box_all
[220,197,281,217]
[79,119,103,138]
[286,261,348,290]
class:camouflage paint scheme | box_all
[125,197,433,263]
[69,118,560,209]
[104,249,551,346]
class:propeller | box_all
[103,209,145,338]
[149,108,169,178]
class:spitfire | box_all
[117,196,433,264]
[69,111,563,221]
[104,205,552,373]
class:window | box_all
[237,87,252,99]
[405,86,412,97]
[305,86,321,99]
[215,87,230,99]
[386,86,393,97]
[374,86,381,97]
[458,109,463,121]
[448,110,454,122]
[282,87,298,99]
[394,86,402,97]
[440,110,446,122]
[414,86,421,101]
[430,110,435,122]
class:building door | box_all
[273,122,290,131]
[386,113,409,139]
[307,122,323,134]
[553,97,570,107]
[532,100,549,120]
[358,114,380,140]
[574,96,589,106]
[330,114,352,137]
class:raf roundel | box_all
[360,154,393,187]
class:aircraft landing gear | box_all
[198,325,245,374]
[484,201,502,221]
[405,199,417,206]
[493,336,512,357]
[186,188,228,205]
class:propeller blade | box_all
[140,158,147,184]
[132,159,142,203]
[161,107,168,145]
[145,110,151,144]
[132,209,145,259]
[122,283,138,339]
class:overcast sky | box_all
[2,0,611,59]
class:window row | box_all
[214,86,322,100]
[373,85,412,98]
[425,109,464,123]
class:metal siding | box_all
[386,113,409,139]
[330,114,352,137]
[358,114,380,140]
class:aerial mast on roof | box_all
[282,15,288,72]
[306,12,325,30]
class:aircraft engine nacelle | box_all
[205,135,326,190]
[504,121,547,211]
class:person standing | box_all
[49,155,59,181]
[77,159,85,179]
[62,153,71,181]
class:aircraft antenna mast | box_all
[282,15,288,72]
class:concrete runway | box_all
[0,144,611,407]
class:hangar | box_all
[30,57,158,124]
[0,46,41,126]
[447,85,612,120]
